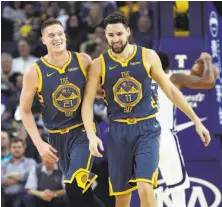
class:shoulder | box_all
[24,64,39,79]
[143,48,158,58]
[1,159,10,167]
[78,53,92,72]
[79,53,92,63]
[92,56,102,67]
[143,48,160,65]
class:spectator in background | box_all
[80,26,109,55]
[46,2,69,30]
[17,3,41,40]
[85,3,103,34]
[1,138,36,207]
[26,30,47,57]
[133,15,153,48]
[36,1,49,21]
[24,123,44,163]
[24,159,67,207]
[2,73,23,121]
[101,1,117,18]
[64,1,82,16]
[85,41,102,60]
[1,131,12,162]
[118,2,139,20]
[129,2,153,33]
[66,13,87,52]
[3,2,25,41]
[1,53,14,98]
[12,39,38,74]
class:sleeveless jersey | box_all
[35,51,86,130]
[101,45,158,121]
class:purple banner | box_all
[154,162,222,207]
[204,2,222,135]
[159,37,220,161]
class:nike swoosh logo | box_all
[154,124,160,128]
[176,117,207,132]
[47,72,55,77]
[109,65,118,70]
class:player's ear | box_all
[126,27,131,37]
[41,36,46,45]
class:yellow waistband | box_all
[114,114,156,125]
[48,123,84,134]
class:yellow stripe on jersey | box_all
[40,51,72,74]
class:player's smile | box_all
[53,41,62,46]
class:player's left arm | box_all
[146,49,211,146]
[170,53,215,89]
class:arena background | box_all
[1,1,222,207]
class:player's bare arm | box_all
[81,57,104,157]
[79,52,92,75]
[170,52,215,89]
[20,65,59,163]
[146,49,211,146]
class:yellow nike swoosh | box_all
[47,72,55,77]
[109,65,118,70]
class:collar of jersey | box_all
[108,45,137,67]
[40,51,72,74]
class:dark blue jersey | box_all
[35,51,86,130]
[101,45,158,121]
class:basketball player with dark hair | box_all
[155,51,216,207]
[81,12,211,207]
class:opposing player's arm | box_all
[147,49,210,146]
[82,57,102,138]
[170,56,215,89]
[20,65,43,146]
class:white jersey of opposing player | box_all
[155,74,174,130]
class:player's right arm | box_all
[81,57,104,157]
[170,53,215,89]
[20,65,59,163]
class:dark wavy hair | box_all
[157,51,170,71]
[104,12,128,29]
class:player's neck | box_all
[111,44,134,62]
[46,50,69,67]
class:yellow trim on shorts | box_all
[142,47,152,78]
[129,168,159,188]
[114,114,156,124]
[108,177,138,196]
[40,51,72,74]
[76,52,87,79]
[48,123,84,134]
[63,153,97,193]
[82,174,98,194]
[48,122,96,134]
[86,153,92,171]
[108,45,137,67]
[100,54,106,86]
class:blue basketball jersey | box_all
[35,51,86,130]
[101,45,158,121]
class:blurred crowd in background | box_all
[1,1,156,207]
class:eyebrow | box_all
[48,31,63,36]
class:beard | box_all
[109,41,128,54]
